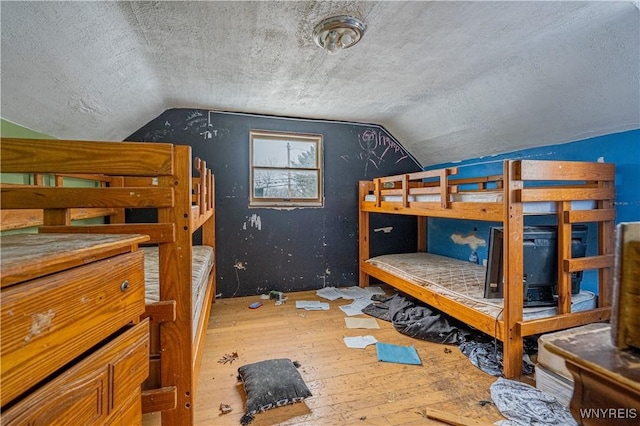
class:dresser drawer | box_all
[1,319,149,425]
[105,389,143,426]
[1,250,145,406]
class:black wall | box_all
[127,109,422,297]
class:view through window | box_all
[250,130,323,207]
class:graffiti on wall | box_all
[356,129,410,176]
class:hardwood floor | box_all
[144,287,508,425]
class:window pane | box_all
[253,169,318,199]
[288,170,318,198]
[250,130,323,207]
[253,139,316,169]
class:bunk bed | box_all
[358,159,616,379]
[0,138,216,424]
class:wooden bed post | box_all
[200,170,216,331]
[42,208,71,226]
[202,174,215,265]
[359,181,370,287]
[598,179,615,308]
[159,146,195,425]
[193,173,216,405]
[557,202,573,314]
[417,217,427,252]
[502,160,524,379]
[109,176,127,224]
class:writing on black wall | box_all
[127,109,422,297]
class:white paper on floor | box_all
[315,287,342,301]
[339,298,374,316]
[295,300,330,310]
[343,335,378,349]
[336,287,367,300]
[316,286,385,301]
[345,317,380,329]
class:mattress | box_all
[142,245,214,342]
[537,322,611,379]
[364,193,596,213]
[535,363,574,407]
[366,252,596,321]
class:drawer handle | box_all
[120,280,130,293]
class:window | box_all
[250,130,323,207]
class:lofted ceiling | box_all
[1,1,638,166]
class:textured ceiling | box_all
[1,1,638,166]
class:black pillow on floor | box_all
[237,358,312,425]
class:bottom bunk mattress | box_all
[366,252,596,321]
[142,245,214,341]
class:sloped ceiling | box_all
[1,1,638,166]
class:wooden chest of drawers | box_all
[544,324,640,426]
[1,233,150,425]
[611,222,640,350]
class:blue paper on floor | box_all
[376,342,422,365]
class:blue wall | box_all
[423,129,640,293]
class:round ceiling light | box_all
[313,15,366,55]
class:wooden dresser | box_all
[1,233,150,425]
[543,324,640,426]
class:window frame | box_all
[249,129,324,208]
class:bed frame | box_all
[359,159,615,378]
[0,138,216,424]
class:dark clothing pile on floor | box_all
[363,293,536,376]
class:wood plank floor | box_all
[144,287,510,425]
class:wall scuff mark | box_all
[242,214,262,231]
[374,227,393,233]
[231,261,247,298]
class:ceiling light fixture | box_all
[313,15,366,55]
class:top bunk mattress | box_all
[364,192,596,213]
[366,252,596,321]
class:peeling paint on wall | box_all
[242,214,262,230]
[450,232,486,250]
[374,226,393,233]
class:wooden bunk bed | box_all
[358,159,615,379]
[0,138,216,424]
